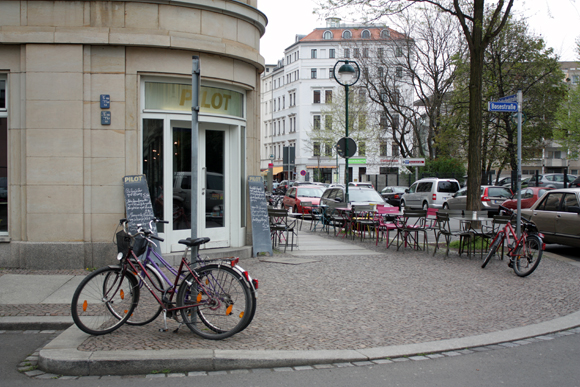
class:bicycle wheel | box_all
[513,235,543,277]
[124,264,165,326]
[71,266,138,335]
[482,232,504,268]
[177,265,252,340]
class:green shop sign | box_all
[349,157,366,164]
[145,82,243,118]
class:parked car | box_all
[274,180,295,195]
[570,176,580,188]
[521,188,580,247]
[401,178,461,210]
[282,185,325,213]
[526,173,577,189]
[348,181,374,189]
[495,176,512,187]
[319,186,388,207]
[499,187,553,210]
[442,185,513,216]
[380,186,407,208]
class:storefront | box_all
[0,0,265,268]
[141,80,247,251]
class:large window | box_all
[313,115,321,130]
[329,48,335,58]
[311,68,317,79]
[313,90,321,103]
[311,49,317,59]
[0,75,7,234]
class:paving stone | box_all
[391,358,410,362]
[442,351,462,357]
[186,372,207,377]
[313,364,334,369]
[409,356,429,361]
[372,359,394,364]
[293,366,314,371]
[229,369,251,374]
[352,361,375,366]
[426,354,445,359]
[207,371,228,376]
[272,367,293,372]
[333,362,354,368]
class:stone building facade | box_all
[0,0,266,268]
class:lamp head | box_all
[337,62,357,84]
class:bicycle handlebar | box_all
[498,205,534,226]
[119,218,166,242]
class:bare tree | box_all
[317,0,515,211]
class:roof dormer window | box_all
[323,30,333,40]
[342,30,352,39]
[380,29,390,38]
[361,29,371,39]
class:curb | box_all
[0,316,73,331]
[37,310,580,376]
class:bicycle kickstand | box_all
[159,309,169,332]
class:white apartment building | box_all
[260,18,415,184]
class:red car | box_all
[499,186,553,210]
[282,185,325,213]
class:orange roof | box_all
[299,26,407,42]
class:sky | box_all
[258,0,580,64]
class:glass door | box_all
[199,124,229,248]
[166,121,229,251]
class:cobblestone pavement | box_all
[2,229,580,353]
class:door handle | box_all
[202,167,206,195]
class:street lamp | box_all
[333,60,360,204]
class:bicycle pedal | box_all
[158,328,168,332]
[508,261,513,268]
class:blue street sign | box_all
[497,94,517,103]
[100,94,110,109]
[488,101,518,112]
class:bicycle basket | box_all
[115,230,132,256]
[133,235,148,256]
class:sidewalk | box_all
[1,228,580,376]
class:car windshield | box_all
[485,187,512,198]
[297,188,324,198]
[437,181,459,193]
[349,189,384,202]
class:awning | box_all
[306,166,337,169]
[260,166,284,175]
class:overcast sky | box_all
[258,0,580,64]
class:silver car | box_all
[521,188,580,247]
[442,185,513,216]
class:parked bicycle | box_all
[71,218,257,339]
[481,205,544,277]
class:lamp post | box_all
[333,60,360,204]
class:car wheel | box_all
[294,205,299,214]
[422,202,429,210]
[443,203,449,210]
[400,200,406,210]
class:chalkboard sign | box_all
[122,175,160,255]
[248,176,273,257]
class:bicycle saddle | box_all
[178,237,211,247]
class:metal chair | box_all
[268,208,297,252]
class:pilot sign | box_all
[336,137,357,158]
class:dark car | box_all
[320,186,388,207]
[380,186,407,208]
[570,176,580,188]
[521,188,580,247]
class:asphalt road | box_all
[545,244,580,262]
[4,330,580,386]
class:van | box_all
[401,178,460,210]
